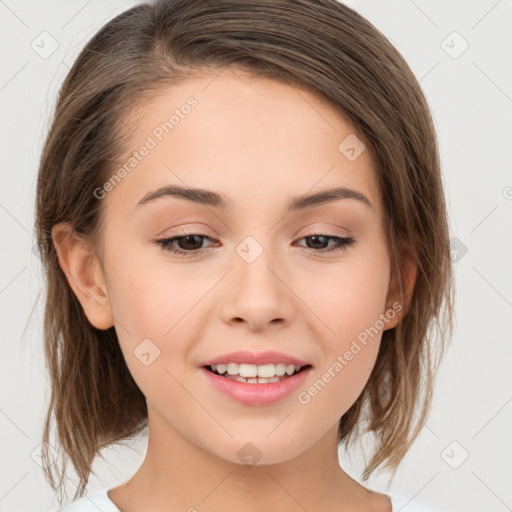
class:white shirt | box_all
[52,487,441,511]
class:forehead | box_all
[104,68,382,220]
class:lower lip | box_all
[199,366,312,406]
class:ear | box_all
[51,222,114,330]
[383,241,417,330]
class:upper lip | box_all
[199,350,312,367]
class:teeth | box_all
[212,363,302,379]
[232,375,282,384]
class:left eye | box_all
[154,233,355,257]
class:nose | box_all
[220,241,295,332]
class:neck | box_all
[108,405,387,512]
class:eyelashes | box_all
[154,232,355,258]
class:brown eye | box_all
[295,234,355,253]
[154,232,355,258]
[155,233,216,257]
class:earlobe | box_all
[384,242,418,329]
[51,222,114,330]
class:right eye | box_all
[154,233,217,257]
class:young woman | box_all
[35,1,454,510]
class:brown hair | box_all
[34,0,454,503]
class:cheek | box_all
[104,243,208,335]
[300,246,390,406]
[103,249,216,384]
[300,245,390,344]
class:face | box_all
[66,67,405,466]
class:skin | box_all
[52,67,416,512]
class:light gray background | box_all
[1,1,511,511]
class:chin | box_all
[211,437,308,468]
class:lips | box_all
[199,349,312,367]
[200,364,313,406]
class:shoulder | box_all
[51,488,120,512]
[389,494,441,511]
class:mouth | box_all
[200,362,314,406]
[203,363,313,384]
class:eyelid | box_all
[293,221,351,237]
[300,227,350,238]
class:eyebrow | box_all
[136,184,372,211]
